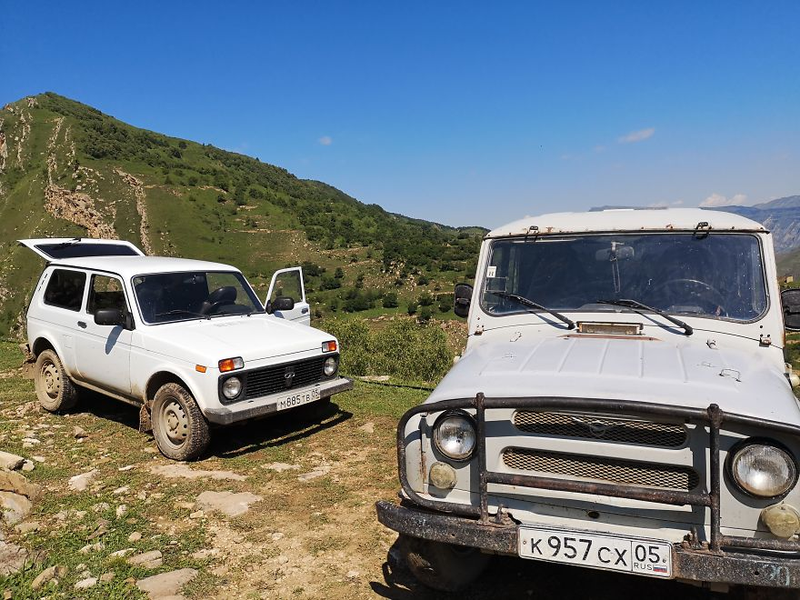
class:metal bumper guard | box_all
[376,393,800,589]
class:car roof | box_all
[45,255,242,278]
[485,208,767,239]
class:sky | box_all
[2,1,799,228]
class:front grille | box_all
[502,448,699,491]
[243,356,328,401]
[514,411,686,447]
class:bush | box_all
[407,301,418,315]
[418,306,434,323]
[418,292,434,307]
[382,292,399,308]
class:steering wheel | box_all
[646,278,727,316]
[202,286,237,314]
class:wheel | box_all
[151,383,210,461]
[34,349,78,413]
[398,534,491,592]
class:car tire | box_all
[34,349,78,413]
[152,383,210,461]
[399,534,491,592]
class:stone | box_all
[298,464,331,482]
[21,460,34,472]
[189,510,204,519]
[68,469,97,492]
[346,569,360,578]
[100,571,115,582]
[113,486,129,495]
[127,550,163,569]
[32,565,63,589]
[109,548,134,558]
[116,504,128,518]
[0,491,32,525]
[0,451,25,471]
[195,491,262,517]
[0,540,27,576]
[118,465,135,471]
[190,548,218,560]
[75,576,97,589]
[149,464,246,481]
[358,422,375,434]
[79,542,103,554]
[277,555,289,565]
[0,469,41,499]
[128,531,142,542]
[73,426,88,439]
[262,462,300,473]
[271,532,284,541]
[92,502,110,513]
[14,521,39,534]
[136,568,197,599]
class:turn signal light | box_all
[218,357,244,372]
[195,365,207,373]
[322,341,337,353]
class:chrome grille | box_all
[502,448,699,491]
[513,411,686,447]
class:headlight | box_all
[730,442,797,498]
[433,411,476,461]
[323,356,338,377]
[222,376,242,400]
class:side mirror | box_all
[269,296,295,313]
[453,283,473,318]
[783,289,800,331]
[94,308,126,327]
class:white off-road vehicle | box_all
[377,208,800,597]
[20,238,352,460]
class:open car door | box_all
[266,267,310,326]
[18,238,145,260]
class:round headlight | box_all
[433,411,476,461]
[323,356,338,377]
[731,442,797,498]
[222,376,242,400]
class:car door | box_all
[266,267,310,326]
[73,273,133,395]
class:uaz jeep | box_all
[377,208,800,597]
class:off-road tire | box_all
[399,534,491,592]
[34,349,78,413]
[152,383,210,461]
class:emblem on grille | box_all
[570,416,619,438]
[284,367,295,388]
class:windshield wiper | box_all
[488,291,575,329]
[597,299,693,336]
[154,309,210,320]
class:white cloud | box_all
[618,127,655,144]
[318,136,333,146]
[700,193,748,207]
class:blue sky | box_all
[2,1,799,227]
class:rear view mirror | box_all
[454,283,473,318]
[269,296,295,313]
[783,289,800,331]
[94,308,126,327]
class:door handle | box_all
[77,321,87,329]
[301,307,309,314]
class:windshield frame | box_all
[131,269,265,325]
[477,232,771,325]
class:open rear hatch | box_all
[18,238,145,261]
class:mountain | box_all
[0,93,484,337]
[707,196,800,254]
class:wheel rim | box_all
[41,361,61,399]
[160,398,188,446]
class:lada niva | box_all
[20,238,352,460]
[376,208,800,597]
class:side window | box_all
[87,275,127,315]
[43,269,87,312]
[270,271,303,302]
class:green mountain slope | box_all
[0,93,484,337]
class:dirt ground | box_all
[0,349,725,599]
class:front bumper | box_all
[376,500,800,589]
[203,377,353,424]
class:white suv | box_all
[21,238,352,460]
[377,208,800,598]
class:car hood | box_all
[141,315,333,364]
[427,336,800,426]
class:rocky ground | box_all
[0,342,724,599]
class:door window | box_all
[87,275,128,315]
[43,269,86,311]
[270,270,304,303]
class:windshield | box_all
[480,233,767,322]
[133,271,263,324]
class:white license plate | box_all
[276,387,320,411]
[518,527,672,578]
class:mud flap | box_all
[139,403,153,433]
[19,343,35,380]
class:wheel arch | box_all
[145,370,201,404]
[31,336,56,357]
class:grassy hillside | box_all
[0,93,484,337]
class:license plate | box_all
[518,527,672,578]
[276,387,321,411]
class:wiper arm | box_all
[488,291,575,330]
[155,309,210,320]
[597,299,693,336]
